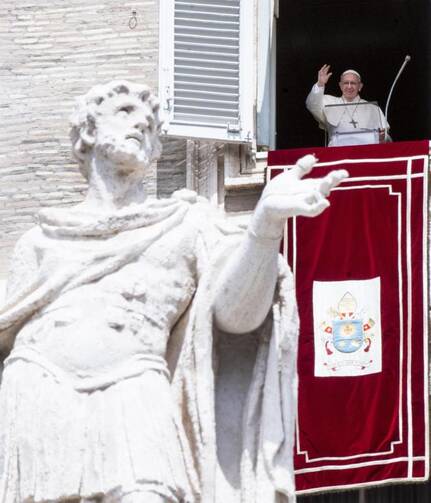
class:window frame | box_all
[158,0,255,143]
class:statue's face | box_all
[339,73,363,102]
[93,93,161,174]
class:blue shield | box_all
[332,319,364,353]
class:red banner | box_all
[268,141,429,494]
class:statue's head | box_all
[70,80,162,179]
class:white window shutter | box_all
[256,0,277,149]
[159,0,254,143]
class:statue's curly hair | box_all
[69,80,162,179]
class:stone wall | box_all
[0,0,261,281]
[0,0,170,279]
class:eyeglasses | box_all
[340,80,360,86]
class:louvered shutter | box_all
[159,0,254,143]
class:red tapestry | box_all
[268,141,430,494]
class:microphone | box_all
[384,55,411,127]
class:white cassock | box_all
[306,84,389,147]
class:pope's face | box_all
[93,94,161,174]
[339,73,363,102]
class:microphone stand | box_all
[384,55,411,138]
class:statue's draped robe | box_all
[0,191,298,503]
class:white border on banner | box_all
[268,153,429,490]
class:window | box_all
[159,0,254,143]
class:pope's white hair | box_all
[69,80,162,179]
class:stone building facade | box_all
[0,1,155,279]
[0,0,263,283]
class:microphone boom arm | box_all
[384,55,411,125]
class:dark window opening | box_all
[276,0,431,149]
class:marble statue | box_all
[0,81,347,503]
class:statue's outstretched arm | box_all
[213,155,348,334]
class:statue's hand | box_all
[251,155,348,240]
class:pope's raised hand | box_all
[317,64,332,87]
[250,155,348,240]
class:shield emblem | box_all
[332,319,364,353]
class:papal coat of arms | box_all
[313,279,382,377]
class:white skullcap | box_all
[341,69,362,81]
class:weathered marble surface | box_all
[0,81,347,503]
